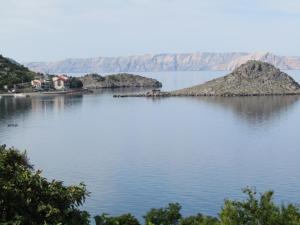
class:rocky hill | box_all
[115,61,300,98]
[79,73,162,89]
[171,61,300,96]
[25,52,300,73]
[0,55,37,91]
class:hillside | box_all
[25,52,300,73]
[0,55,36,91]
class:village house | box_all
[52,75,69,90]
[31,77,51,91]
[31,79,42,90]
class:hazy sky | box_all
[1,0,300,62]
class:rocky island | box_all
[79,73,162,89]
[114,61,300,97]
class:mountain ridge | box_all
[25,52,300,74]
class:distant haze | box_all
[1,0,300,62]
[25,52,300,73]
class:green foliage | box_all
[179,214,220,225]
[69,77,83,89]
[0,55,35,90]
[144,203,182,225]
[0,145,90,225]
[95,189,300,225]
[95,203,220,225]
[219,187,300,225]
[95,213,140,225]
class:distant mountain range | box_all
[25,52,300,74]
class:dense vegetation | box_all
[1,145,300,225]
[69,77,83,89]
[95,194,300,225]
[0,145,89,225]
[0,55,36,90]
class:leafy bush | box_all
[0,145,90,225]
[95,213,140,225]
[69,77,83,89]
[95,189,300,225]
[144,203,182,225]
[180,214,220,225]
[220,188,300,225]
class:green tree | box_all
[94,213,140,225]
[0,145,90,225]
[93,189,300,225]
[219,187,300,225]
[144,203,182,225]
[69,77,83,89]
[179,214,219,225]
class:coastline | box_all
[0,88,92,97]
[113,92,300,98]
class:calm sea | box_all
[1,70,300,221]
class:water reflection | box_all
[0,95,83,123]
[196,95,300,124]
[30,95,83,114]
[0,97,32,122]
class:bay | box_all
[1,70,300,221]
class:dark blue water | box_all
[1,70,300,221]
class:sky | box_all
[0,0,300,62]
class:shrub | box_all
[69,77,83,89]
[95,189,300,225]
[0,145,90,225]
[219,187,300,225]
[144,203,182,225]
[95,213,140,225]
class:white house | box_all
[52,75,69,90]
[31,79,42,89]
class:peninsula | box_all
[114,61,300,97]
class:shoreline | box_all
[0,89,92,97]
[113,92,300,98]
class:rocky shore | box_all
[114,61,300,98]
